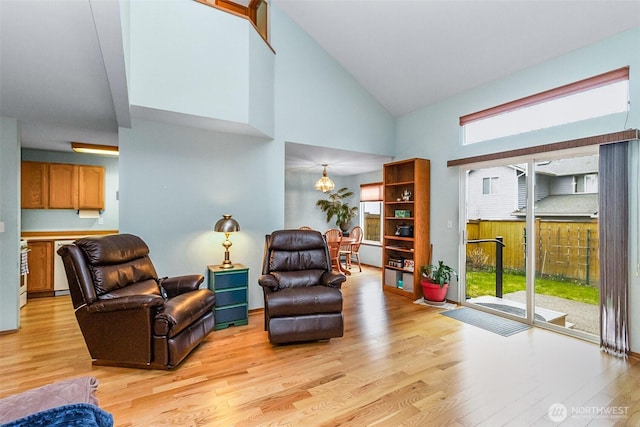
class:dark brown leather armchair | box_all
[57,233,215,369]
[258,229,346,344]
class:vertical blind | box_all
[599,141,629,356]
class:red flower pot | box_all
[420,279,449,302]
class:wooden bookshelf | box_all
[382,158,430,299]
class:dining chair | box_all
[347,226,363,272]
[324,228,343,272]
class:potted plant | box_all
[316,187,359,232]
[420,261,457,303]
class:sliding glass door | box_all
[462,150,600,340]
[464,162,530,320]
[532,154,599,338]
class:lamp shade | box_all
[315,164,335,192]
[215,214,240,233]
[214,214,240,269]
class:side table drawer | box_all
[214,271,248,290]
[215,304,248,329]
[215,288,247,307]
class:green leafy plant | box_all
[420,261,458,288]
[315,187,358,230]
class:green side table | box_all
[208,264,249,330]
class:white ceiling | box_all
[275,0,640,117]
[1,0,639,177]
[0,0,129,152]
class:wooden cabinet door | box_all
[27,241,53,294]
[48,163,78,208]
[78,165,105,209]
[21,161,49,208]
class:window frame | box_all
[359,182,383,245]
[460,67,630,144]
[574,173,598,194]
[482,176,499,195]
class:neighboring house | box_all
[467,155,599,221]
[467,166,522,220]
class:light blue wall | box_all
[273,1,394,270]
[20,149,119,232]
[249,27,275,136]
[284,169,384,268]
[396,27,640,349]
[119,3,395,310]
[129,0,274,136]
[0,117,21,331]
[119,119,281,309]
[272,5,395,155]
[284,170,356,232]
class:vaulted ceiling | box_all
[1,0,639,176]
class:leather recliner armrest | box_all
[258,274,279,291]
[320,271,346,289]
[161,275,205,297]
[87,295,165,313]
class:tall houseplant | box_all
[420,261,457,302]
[316,187,358,232]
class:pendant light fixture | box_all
[315,163,335,192]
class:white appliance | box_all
[54,240,74,295]
[19,240,28,308]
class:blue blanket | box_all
[1,403,113,427]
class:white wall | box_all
[0,117,21,331]
[396,27,640,350]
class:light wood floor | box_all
[1,266,638,426]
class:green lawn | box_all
[465,271,599,305]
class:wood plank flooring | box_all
[1,266,638,426]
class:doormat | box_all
[440,307,531,337]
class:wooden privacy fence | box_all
[466,219,599,285]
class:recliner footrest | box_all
[265,287,342,317]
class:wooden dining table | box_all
[326,237,357,275]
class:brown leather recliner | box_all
[258,229,346,344]
[57,233,215,369]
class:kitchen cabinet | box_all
[21,161,105,210]
[21,161,48,208]
[48,163,78,208]
[21,231,119,299]
[27,240,54,296]
[382,158,431,300]
[78,165,105,209]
